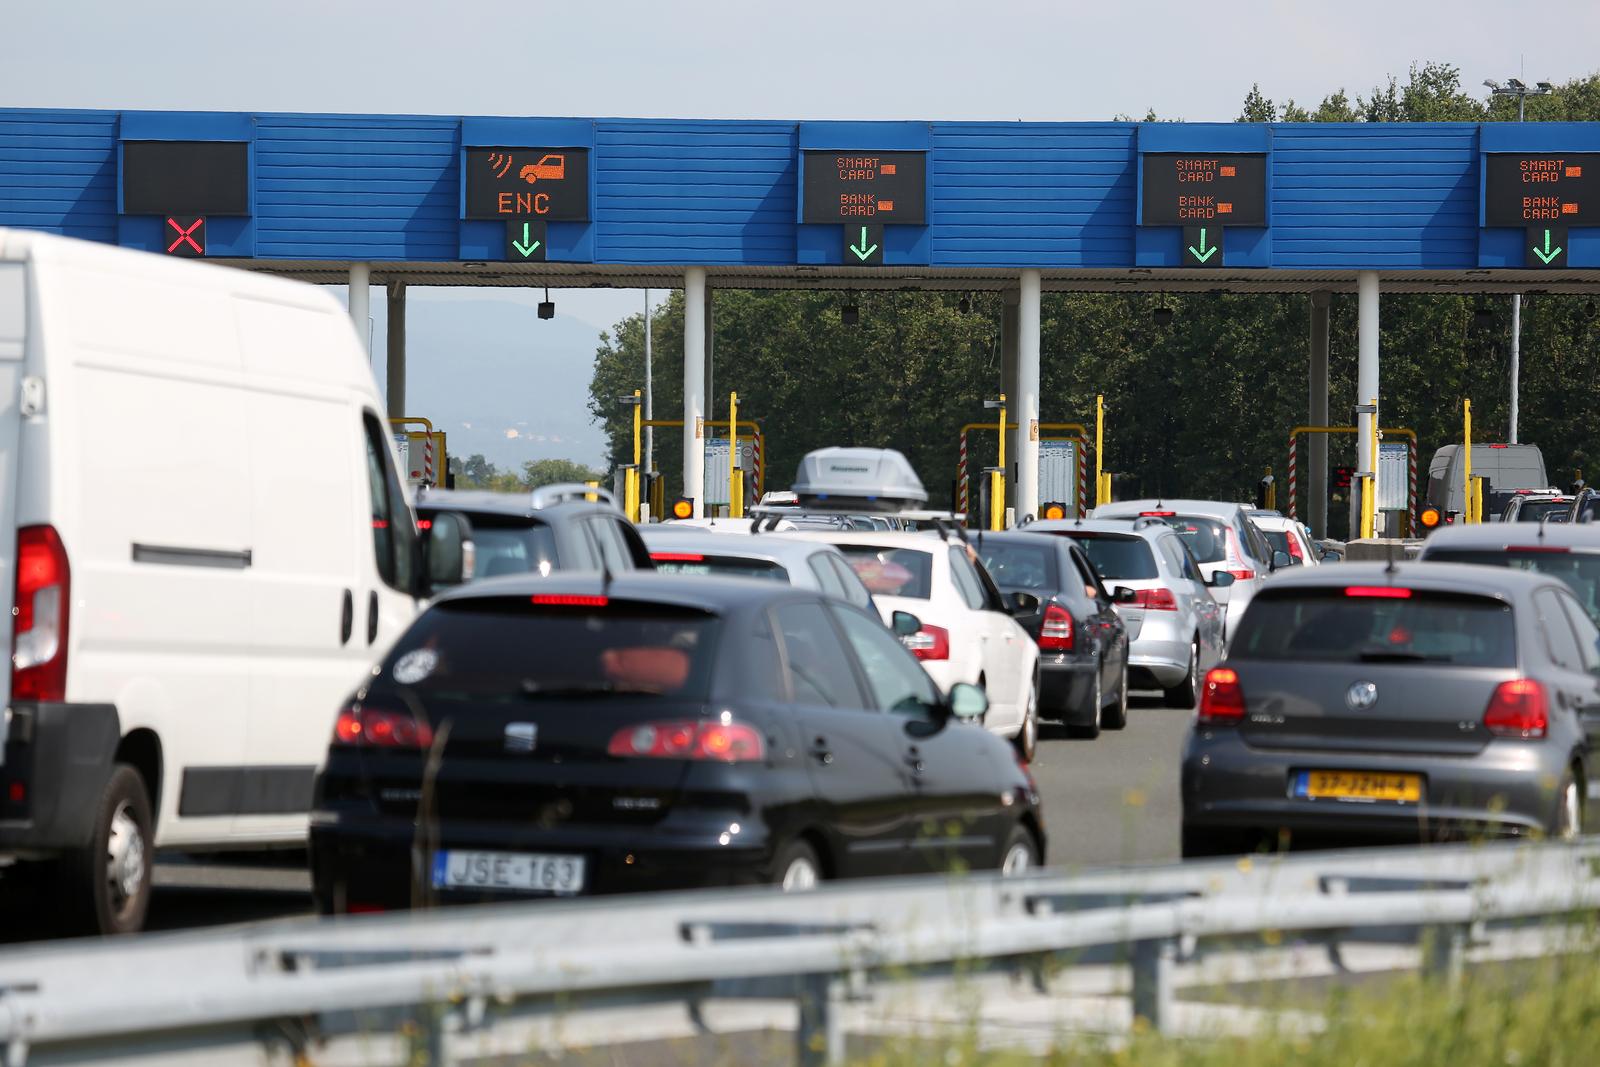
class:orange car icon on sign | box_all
[520,154,566,184]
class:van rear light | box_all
[1039,603,1074,651]
[1483,679,1547,739]
[1132,587,1177,611]
[901,624,950,661]
[332,705,435,749]
[12,526,70,702]
[607,719,765,762]
[1198,668,1246,725]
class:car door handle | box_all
[340,589,354,646]
[810,737,834,765]
[904,744,924,775]
[366,590,380,645]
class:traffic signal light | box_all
[669,498,695,520]
[1332,466,1354,492]
[1041,502,1067,520]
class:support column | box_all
[386,279,406,419]
[347,263,371,362]
[1354,271,1380,535]
[1308,291,1331,539]
[1000,289,1020,513]
[1016,270,1042,521]
[683,268,707,517]
[1509,293,1522,444]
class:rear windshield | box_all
[456,519,559,582]
[980,542,1056,590]
[1262,529,1303,562]
[1063,532,1158,581]
[650,554,789,582]
[1425,549,1600,624]
[1231,588,1516,668]
[1161,516,1230,564]
[835,545,933,599]
[380,600,719,701]
[1514,501,1570,523]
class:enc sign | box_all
[802,151,926,225]
[464,147,590,221]
[1141,153,1266,227]
[1484,153,1600,227]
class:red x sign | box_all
[164,216,205,257]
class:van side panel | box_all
[0,263,24,714]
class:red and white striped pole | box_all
[752,430,763,499]
[957,428,969,516]
[1077,433,1089,517]
[1408,437,1419,530]
[1287,433,1298,522]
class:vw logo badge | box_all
[1346,681,1378,710]
[504,722,539,753]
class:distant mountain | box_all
[366,292,609,470]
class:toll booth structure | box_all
[639,418,765,518]
[389,416,447,489]
[959,422,1090,521]
[1287,425,1418,536]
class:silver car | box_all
[1029,518,1227,708]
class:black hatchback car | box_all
[978,531,1129,737]
[310,574,1045,910]
[1182,563,1600,857]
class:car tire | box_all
[1011,676,1039,762]
[1552,768,1583,840]
[1180,824,1254,859]
[771,839,823,892]
[1102,661,1130,731]
[1163,639,1201,710]
[1066,667,1101,740]
[55,764,154,936]
[998,823,1040,876]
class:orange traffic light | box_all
[670,498,694,520]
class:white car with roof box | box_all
[0,231,467,934]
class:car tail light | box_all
[1132,587,1177,611]
[12,526,70,702]
[1140,510,1176,517]
[1198,668,1246,725]
[1345,586,1412,599]
[650,552,705,562]
[531,594,608,607]
[1483,679,1548,739]
[901,624,950,661]
[1039,603,1074,651]
[1285,536,1304,562]
[607,719,765,762]
[1225,570,1257,581]
[333,705,436,749]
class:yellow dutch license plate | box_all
[1296,770,1422,803]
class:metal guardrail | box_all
[1,839,1598,1065]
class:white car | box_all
[1247,512,1324,567]
[779,530,1042,760]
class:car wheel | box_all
[1012,676,1039,763]
[56,764,154,935]
[998,824,1040,876]
[1553,769,1583,840]
[1102,661,1130,731]
[1163,640,1200,709]
[772,839,822,892]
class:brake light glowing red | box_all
[607,719,765,762]
[1132,587,1178,611]
[531,594,609,606]
[650,552,706,562]
[1483,680,1548,739]
[12,526,70,702]
[416,519,433,531]
[901,624,951,661]
[1039,603,1074,651]
[1345,586,1412,599]
[332,706,435,749]
[1489,444,1509,449]
[1226,569,1257,581]
[1198,668,1246,725]
[1140,510,1176,517]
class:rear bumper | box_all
[1181,729,1564,841]
[1129,615,1190,687]
[1038,660,1096,723]
[0,703,120,857]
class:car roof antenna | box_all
[1384,540,1398,576]
[601,559,613,596]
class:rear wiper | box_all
[1355,650,1452,663]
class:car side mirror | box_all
[420,511,474,592]
[891,610,923,637]
[1271,550,1292,571]
[1208,571,1236,588]
[948,682,988,721]
[1007,591,1041,616]
[1112,586,1139,604]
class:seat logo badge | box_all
[1346,681,1378,710]
[504,723,539,752]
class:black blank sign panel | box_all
[122,141,250,216]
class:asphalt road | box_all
[119,693,1193,936]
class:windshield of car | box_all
[835,545,933,599]
[1062,532,1158,580]
[980,542,1055,590]
[1424,549,1600,624]
[381,599,719,701]
[452,519,558,582]
[649,552,789,582]
[1231,588,1516,668]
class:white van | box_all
[1425,444,1549,521]
[0,231,465,933]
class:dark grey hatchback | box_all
[1181,563,1600,857]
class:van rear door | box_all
[0,261,26,721]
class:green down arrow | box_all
[849,226,879,261]
[513,222,542,258]
[1188,228,1217,263]
[1532,229,1563,265]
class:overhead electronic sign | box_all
[1141,153,1267,227]
[802,151,926,225]
[505,218,547,262]
[163,216,206,257]
[844,224,884,266]
[1182,225,1222,268]
[1484,153,1600,227]
[464,148,590,221]
[123,141,249,216]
